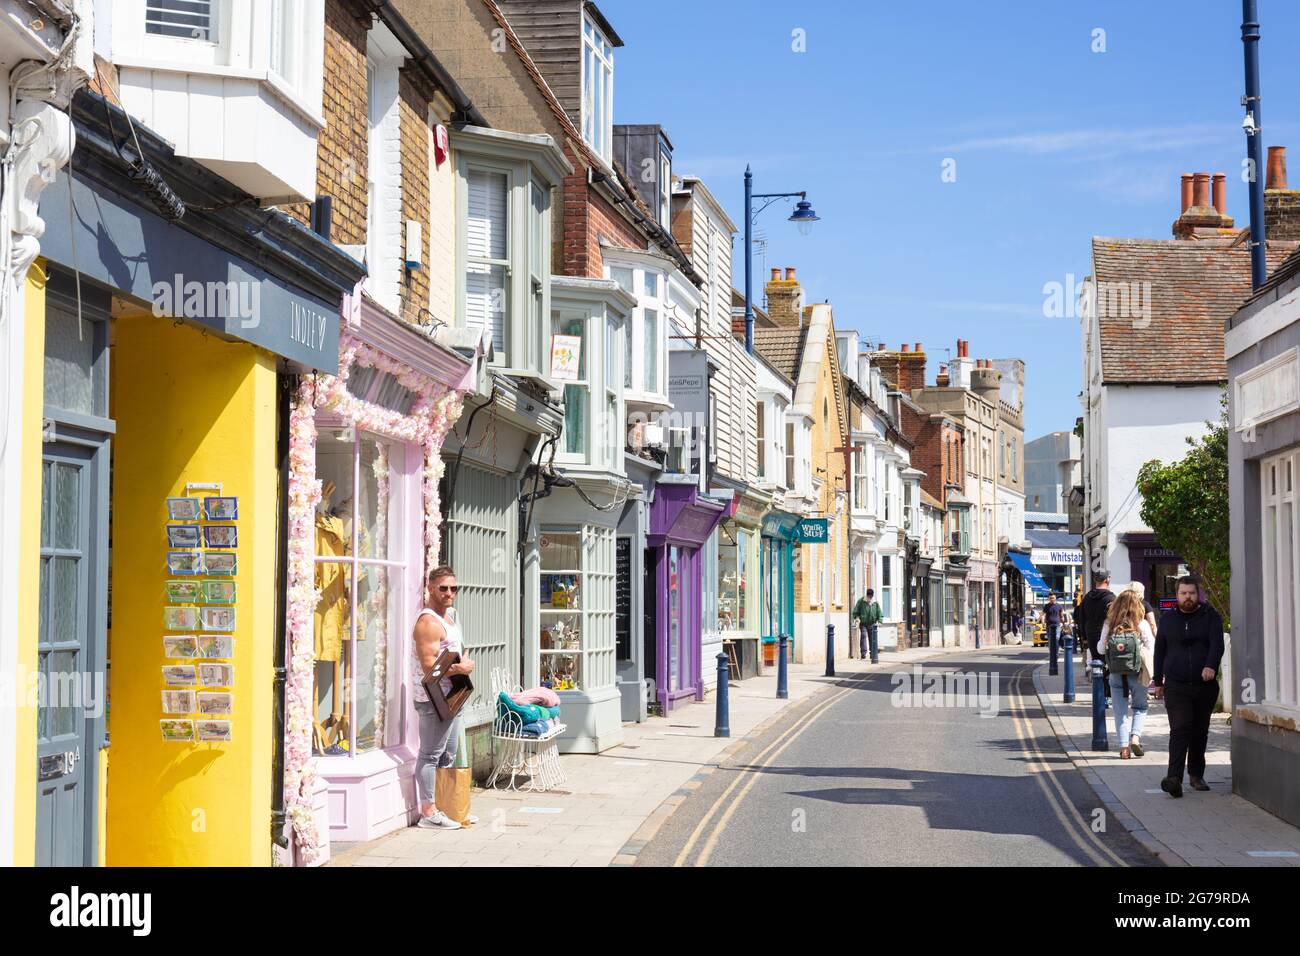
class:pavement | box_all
[328,643,965,867]
[1032,653,1300,867]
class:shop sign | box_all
[794,518,829,543]
[1031,548,1082,566]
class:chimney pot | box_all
[769,267,781,281]
[785,267,797,281]
[1212,173,1226,214]
[901,343,910,352]
[1180,173,1194,213]
[914,342,923,352]
[1192,172,1211,209]
[1268,146,1289,190]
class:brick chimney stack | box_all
[765,266,804,328]
[871,342,928,395]
[1172,170,1235,238]
[1264,146,1300,241]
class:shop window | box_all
[540,527,616,691]
[1261,449,1300,711]
[880,555,892,618]
[667,545,691,691]
[312,429,408,756]
[718,527,750,631]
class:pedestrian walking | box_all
[412,565,477,829]
[1044,592,1064,672]
[853,588,882,664]
[1098,589,1154,759]
[1153,575,1224,798]
[1076,570,1116,696]
[1125,580,1159,634]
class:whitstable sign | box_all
[1031,548,1082,566]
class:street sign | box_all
[794,518,829,543]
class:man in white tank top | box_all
[413,565,476,829]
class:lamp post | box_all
[743,166,819,354]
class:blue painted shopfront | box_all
[760,509,800,666]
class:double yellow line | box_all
[674,654,1127,868]
[1006,663,1127,867]
[673,670,875,867]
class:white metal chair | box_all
[486,667,567,792]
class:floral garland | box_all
[369,443,389,745]
[282,334,465,866]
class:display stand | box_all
[486,668,567,793]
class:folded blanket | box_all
[497,691,547,726]
[512,686,561,708]
[519,720,551,737]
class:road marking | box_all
[518,807,564,814]
[1008,663,1127,867]
[672,672,875,867]
[1247,850,1299,858]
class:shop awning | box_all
[761,508,802,541]
[1008,551,1050,597]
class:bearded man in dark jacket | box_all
[1076,570,1116,660]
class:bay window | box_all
[553,310,588,457]
[454,128,569,381]
[880,555,893,619]
[602,259,671,401]
[756,403,765,479]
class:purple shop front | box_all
[647,484,726,713]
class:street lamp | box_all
[743,165,819,354]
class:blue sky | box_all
[602,0,1300,438]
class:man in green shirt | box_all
[853,588,883,664]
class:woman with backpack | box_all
[1097,589,1154,759]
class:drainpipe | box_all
[270,374,295,852]
[1242,0,1267,289]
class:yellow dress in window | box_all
[314,513,350,662]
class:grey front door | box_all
[35,439,106,866]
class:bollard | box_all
[777,634,789,699]
[714,652,730,738]
[824,624,836,678]
[1062,633,1075,703]
[974,619,981,650]
[1048,625,1059,677]
[1090,657,1109,751]
[869,625,879,665]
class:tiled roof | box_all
[1091,236,1299,384]
[753,326,809,382]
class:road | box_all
[638,645,1161,867]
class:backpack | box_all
[1106,629,1142,676]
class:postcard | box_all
[203,496,238,521]
[202,525,237,549]
[167,551,205,576]
[162,665,197,686]
[199,606,235,632]
[201,580,236,605]
[161,690,196,714]
[197,692,232,715]
[196,634,233,659]
[164,606,200,631]
[165,580,202,604]
[198,663,233,687]
[163,636,198,659]
[166,525,202,549]
[166,497,202,521]
[203,551,236,576]
[195,720,232,742]
[160,719,195,742]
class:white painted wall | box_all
[428,132,456,324]
[1095,383,1219,588]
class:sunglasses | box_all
[436,585,458,594]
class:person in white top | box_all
[412,565,475,830]
[1097,588,1155,759]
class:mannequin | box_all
[314,479,353,752]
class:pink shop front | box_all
[280,298,472,866]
